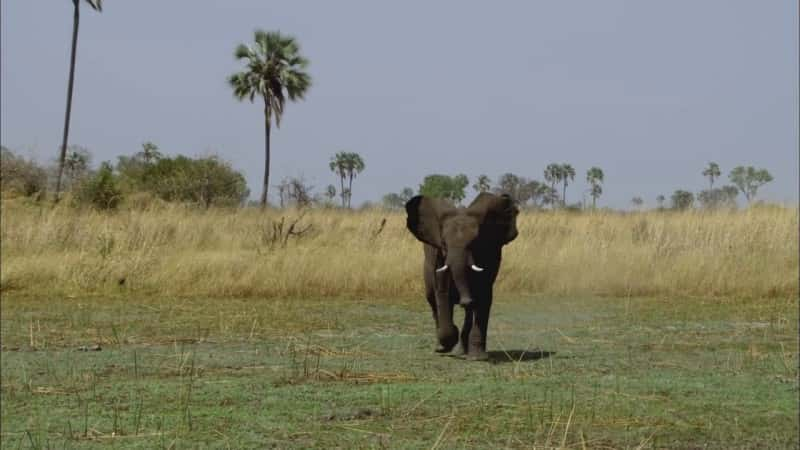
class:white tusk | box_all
[470,264,484,272]
[436,265,449,273]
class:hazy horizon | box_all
[2,1,797,208]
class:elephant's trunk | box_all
[446,247,474,307]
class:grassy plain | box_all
[1,201,798,448]
[1,293,797,449]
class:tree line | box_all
[381,160,774,212]
[654,162,773,211]
[382,164,605,211]
[2,144,248,210]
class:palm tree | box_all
[702,162,721,189]
[585,166,604,208]
[329,153,348,207]
[55,0,103,202]
[344,153,365,208]
[560,163,576,205]
[328,152,365,208]
[543,163,562,209]
[228,30,312,208]
[656,194,666,209]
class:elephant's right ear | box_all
[405,195,453,248]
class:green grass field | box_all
[1,292,796,449]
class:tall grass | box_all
[1,199,796,299]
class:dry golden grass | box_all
[1,199,796,299]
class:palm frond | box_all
[234,44,252,60]
[84,0,102,12]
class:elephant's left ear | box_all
[468,193,519,245]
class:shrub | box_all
[74,162,123,210]
[0,146,48,198]
[118,154,249,208]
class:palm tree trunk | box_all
[56,0,81,202]
[347,173,354,208]
[261,101,271,209]
[562,182,567,206]
[339,174,346,208]
[592,195,596,209]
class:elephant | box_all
[405,192,519,361]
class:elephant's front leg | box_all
[434,271,458,353]
[460,307,474,355]
[467,291,493,361]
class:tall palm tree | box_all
[585,166,604,208]
[560,163,576,206]
[229,30,312,208]
[55,0,103,202]
[702,162,720,190]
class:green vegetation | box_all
[729,166,774,204]
[117,152,249,209]
[2,145,249,210]
[1,146,48,198]
[74,162,122,210]
[670,190,694,210]
[1,293,796,448]
[697,186,739,210]
[418,174,469,204]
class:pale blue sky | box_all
[2,1,797,207]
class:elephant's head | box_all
[405,193,519,306]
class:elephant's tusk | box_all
[470,264,484,272]
[435,265,449,273]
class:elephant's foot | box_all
[465,351,489,361]
[435,343,453,353]
[435,326,459,353]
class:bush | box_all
[0,146,48,198]
[74,162,123,210]
[698,186,738,210]
[118,154,249,208]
